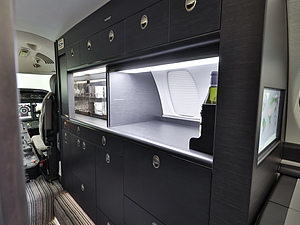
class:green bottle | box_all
[199,71,218,136]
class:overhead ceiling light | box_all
[19,48,30,57]
[73,66,106,77]
[119,57,219,73]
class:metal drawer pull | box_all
[77,139,80,147]
[109,30,114,42]
[81,184,85,192]
[140,15,148,30]
[77,126,80,135]
[185,0,196,12]
[64,121,67,129]
[152,223,157,225]
[102,135,106,146]
[106,222,110,225]
[71,48,75,57]
[152,155,160,169]
[82,141,86,150]
[87,40,91,50]
[64,132,67,141]
[106,153,110,164]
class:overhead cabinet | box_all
[66,43,80,69]
[80,33,100,65]
[126,0,169,53]
[170,0,221,41]
[99,21,125,60]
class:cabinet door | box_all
[124,196,165,225]
[99,21,125,60]
[126,0,169,53]
[97,208,115,225]
[66,43,80,69]
[94,131,123,157]
[70,173,96,223]
[96,147,123,225]
[170,0,221,41]
[80,33,100,65]
[124,141,211,225]
[71,135,95,192]
[61,131,72,191]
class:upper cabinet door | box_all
[126,0,169,53]
[66,43,80,69]
[99,21,125,60]
[80,33,100,65]
[170,0,221,41]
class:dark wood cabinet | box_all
[70,173,96,223]
[97,208,115,225]
[61,130,72,190]
[70,134,95,192]
[124,196,165,225]
[96,147,123,225]
[170,0,221,41]
[99,21,125,60]
[94,131,123,157]
[66,43,80,69]
[124,141,211,225]
[126,0,169,53]
[80,33,100,65]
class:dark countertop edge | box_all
[68,117,213,169]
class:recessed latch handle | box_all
[185,0,196,12]
[140,15,148,30]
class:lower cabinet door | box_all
[124,196,165,225]
[97,208,115,225]
[124,141,211,225]
[96,147,123,225]
[69,173,96,223]
[61,131,72,191]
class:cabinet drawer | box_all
[61,131,72,191]
[71,135,95,191]
[97,208,115,225]
[80,33,100,65]
[96,147,123,225]
[70,174,96,223]
[170,0,221,41]
[99,21,125,60]
[66,43,80,69]
[124,196,165,225]
[126,0,169,53]
[94,131,123,157]
[70,122,95,142]
[124,141,211,225]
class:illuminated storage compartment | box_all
[69,66,107,126]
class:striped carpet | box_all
[54,191,95,225]
[25,176,63,225]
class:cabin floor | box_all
[25,175,95,225]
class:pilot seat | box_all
[31,74,59,181]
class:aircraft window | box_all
[167,70,199,118]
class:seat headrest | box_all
[49,74,56,94]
